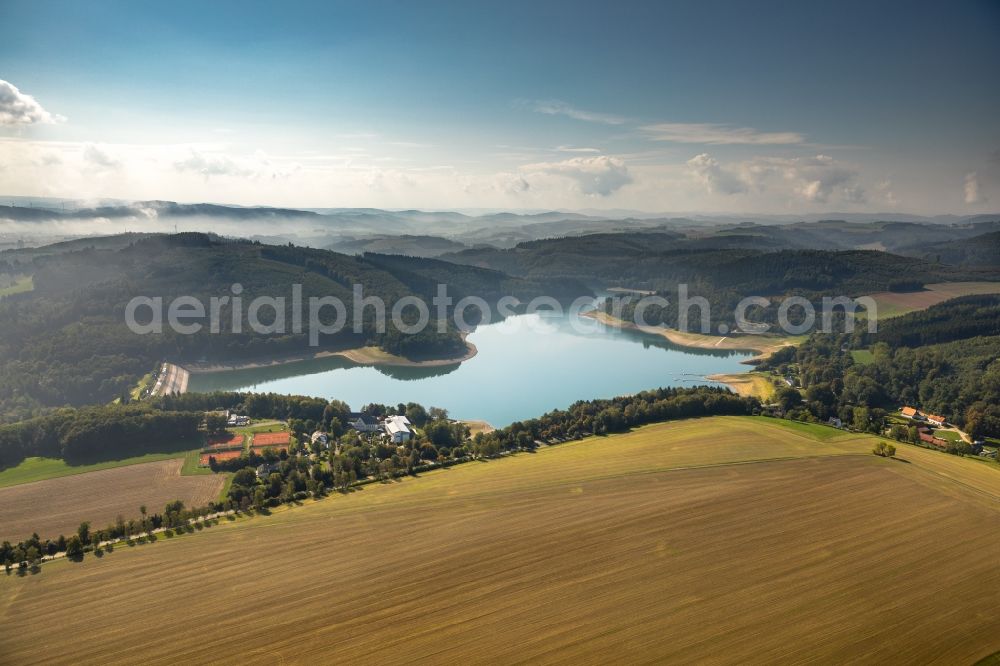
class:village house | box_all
[384,415,413,443]
[255,462,281,480]
[310,431,329,448]
[347,413,381,433]
[900,406,947,427]
[924,413,947,427]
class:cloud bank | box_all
[524,155,632,196]
[686,153,865,204]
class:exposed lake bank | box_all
[181,339,478,375]
[582,310,801,363]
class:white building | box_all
[384,415,413,443]
[310,431,329,448]
[347,413,380,433]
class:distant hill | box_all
[441,231,995,295]
[327,234,468,258]
[893,230,1000,267]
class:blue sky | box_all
[1,0,998,212]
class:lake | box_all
[187,310,754,426]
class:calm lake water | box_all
[188,311,754,427]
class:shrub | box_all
[873,441,896,457]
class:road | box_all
[151,362,189,396]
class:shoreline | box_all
[582,310,800,363]
[705,373,776,401]
[177,339,479,377]
[584,310,801,398]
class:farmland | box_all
[0,458,226,543]
[0,449,204,489]
[2,416,999,664]
[865,281,1000,319]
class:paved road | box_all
[151,363,189,396]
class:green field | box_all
[0,445,207,489]
[0,275,33,298]
[3,416,999,664]
[932,428,963,444]
[0,421,287,490]
[850,348,875,364]
[865,282,1000,320]
[128,369,157,401]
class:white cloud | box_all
[175,151,252,178]
[964,172,985,204]
[522,155,632,196]
[686,153,747,195]
[83,144,121,170]
[876,180,898,207]
[174,150,301,180]
[642,122,804,145]
[686,153,865,204]
[750,154,864,204]
[523,99,626,125]
[0,79,64,125]
[493,172,531,195]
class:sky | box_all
[1,0,998,214]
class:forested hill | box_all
[0,234,587,422]
[894,230,1000,268]
[442,232,998,296]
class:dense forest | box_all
[865,294,1000,347]
[0,405,203,469]
[761,326,1000,440]
[895,230,1000,268]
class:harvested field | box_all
[2,417,999,664]
[865,281,1000,319]
[0,459,226,543]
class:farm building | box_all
[917,428,948,448]
[384,415,413,443]
[900,407,947,426]
[924,413,947,427]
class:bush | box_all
[873,441,896,457]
